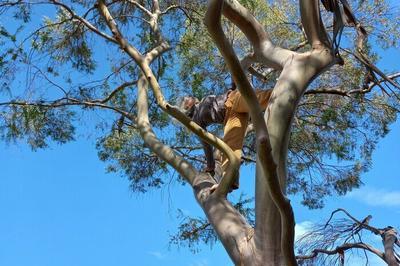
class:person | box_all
[179,86,272,191]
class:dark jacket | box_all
[188,90,231,170]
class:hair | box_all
[176,96,199,116]
[172,96,199,129]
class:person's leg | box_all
[215,89,272,191]
[255,89,272,110]
[220,107,249,190]
[232,89,272,113]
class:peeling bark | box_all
[193,173,256,265]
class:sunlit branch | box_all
[97,0,144,63]
[221,0,293,70]
[205,0,261,197]
[50,0,117,44]
[300,0,331,50]
[205,1,297,265]
[97,0,238,187]
[126,0,152,17]
[136,73,197,184]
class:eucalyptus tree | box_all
[0,0,399,265]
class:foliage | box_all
[97,127,168,192]
[33,10,97,73]
[170,194,255,253]
[0,104,75,150]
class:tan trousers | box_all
[221,89,272,188]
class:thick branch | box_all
[145,41,170,62]
[205,0,260,197]
[136,73,197,185]
[98,0,238,188]
[50,0,117,44]
[221,0,268,49]
[97,0,144,63]
[205,0,297,265]
[193,174,255,266]
[299,0,331,49]
[126,0,152,17]
[221,0,293,70]
[383,228,400,266]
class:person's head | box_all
[177,96,199,117]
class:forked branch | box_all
[297,208,400,265]
[205,0,297,265]
[97,0,239,187]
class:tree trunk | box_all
[193,172,258,265]
[254,163,283,265]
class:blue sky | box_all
[1,3,400,266]
[1,105,399,266]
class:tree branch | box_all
[298,208,400,265]
[92,80,138,104]
[97,0,238,188]
[50,0,117,44]
[324,208,381,235]
[296,242,386,262]
[383,227,400,266]
[97,0,144,63]
[0,98,134,120]
[126,0,152,17]
[221,0,293,70]
[343,48,400,94]
[205,0,297,265]
[136,73,197,185]
[300,0,331,50]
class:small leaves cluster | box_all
[0,104,75,150]
[169,194,255,252]
[96,127,168,193]
[32,9,96,73]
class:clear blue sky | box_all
[1,118,399,266]
[1,4,400,266]
[1,100,399,266]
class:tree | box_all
[0,0,399,265]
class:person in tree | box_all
[179,85,272,191]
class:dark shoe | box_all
[229,174,239,192]
[231,182,239,190]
